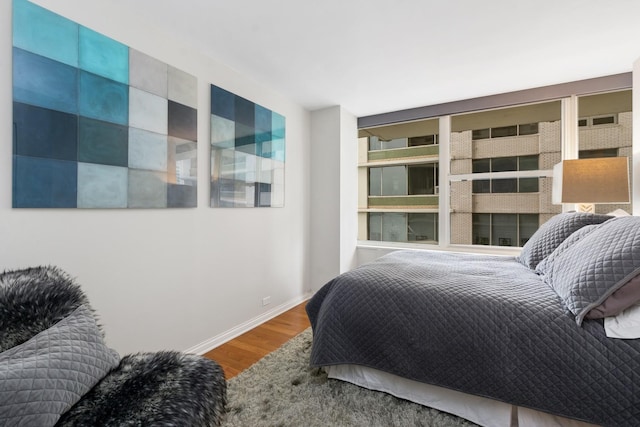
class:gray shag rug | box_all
[221,328,478,427]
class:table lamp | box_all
[552,157,630,213]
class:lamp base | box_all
[576,203,595,213]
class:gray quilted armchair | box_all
[0,266,227,426]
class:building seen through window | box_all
[358,90,632,248]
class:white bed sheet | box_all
[325,364,599,427]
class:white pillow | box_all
[605,302,640,339]
[606,209,631,217]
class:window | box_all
[473,178,538,194]
[472,214,539,247]
[518,178,539,193]
[369,134,438,151]
[578,148,618,159]
[368,166,406,196]
[381,166,407,195]
[408,164,438,195]
[491,157,517,172]
[491,179,517,193]
[450,101,561,246]
[409,134,438,146]
[369,137,406,150]
[518,123,539,135]
[472,180,490,193]
[578,114,617,127]
[359,88,632,249]
[408,213,438,241]
[365,161,439,244]
[471,123,539,140]
[472,128,490,140]
[491,125,517,138]
[471,156,539,194]
[369,212,438,243]
[472,156,539,173]
[369,164,438,196]
[359,120,441,245]
[519,156,538,170]
[592,115,616,126]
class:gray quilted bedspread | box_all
[306,250,640,427]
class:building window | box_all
[369,212,438,243]
[408,164,438,195]
[369,137,406,151]
[578,148,618,159]
[369,166,407,196]
[472,123,539,140]
[473,214,539,247]
[408,213,438,241]
[518,123,539,135]
[472,155,539,173]
[369,164,438,196]
[409,134,438,146]
[471,156,539,194]
[369,134,438,151]
[578,114,617,127]
[473,178,539,194]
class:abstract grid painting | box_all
[12,0,198,208]
[210,85,285,208]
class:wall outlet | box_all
[262,296,271,306]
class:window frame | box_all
[357,78,634,254]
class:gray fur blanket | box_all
[56,351,227,426]
[0,266,91,352]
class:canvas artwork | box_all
[210,84,285,208]
[12,0,198,208]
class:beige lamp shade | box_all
[552,157,630,206]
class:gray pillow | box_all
[535,224,600,278]
[536,223,640,319]
[0,305,120,426]
[517,212,612,269]
[543,216,640,325]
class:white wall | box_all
[1,0,311,355]
[634,57,640,216]
[309,106,358,292]
[340,108,359,272]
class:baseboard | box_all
[184,293,313,355]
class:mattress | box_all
[326,364,598,427]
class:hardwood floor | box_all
[204,301,311,379]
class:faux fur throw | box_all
[0,266,92,352]
[1,266,227,426]
[56,351,227,426]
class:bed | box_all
[306,213,640,427]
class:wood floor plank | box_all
[204,301,310,379]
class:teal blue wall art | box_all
[12,0,198,208]
[210,85,285,207]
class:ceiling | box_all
[51,0,640,118]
